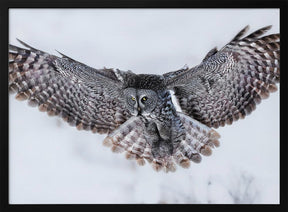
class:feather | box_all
[166,25,279,128]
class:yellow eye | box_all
[131,97,136,101]
[141,97,147,101]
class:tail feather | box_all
[103,116,176,173]
[175,112,221,166]
[103,114,221,173]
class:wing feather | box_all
[9,40,131,134]
[165,26,279,128]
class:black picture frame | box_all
[1,0,287,211]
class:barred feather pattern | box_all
[103,114,220,173]
[9,25,278,173]
[9,40,221,173]
[166,25,280,128]
[9,41,132,134]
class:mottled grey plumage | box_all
[9,25,279,172]
[164,25,279,128]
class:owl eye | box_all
[141,96,148,102]
[131,96,136,101]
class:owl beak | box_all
[137,106,141,115]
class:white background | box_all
[9,9,279,204]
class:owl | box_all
[9,25,280,172]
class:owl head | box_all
[123,88,158,116]
[121,74,167,116]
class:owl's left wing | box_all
[9,40,132,134]
[164,25,280,128]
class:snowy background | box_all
[9,9,279,204]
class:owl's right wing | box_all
[9,40,132,134]
[164,25,279,128]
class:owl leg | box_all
[144,122,172,157]
[143,121,177,172]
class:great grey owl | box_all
[9,25,280,172]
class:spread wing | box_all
[9,39,132,134]
[164,25,280,128]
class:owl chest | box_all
[142,104,172,135]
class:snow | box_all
[9,9,279,204]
